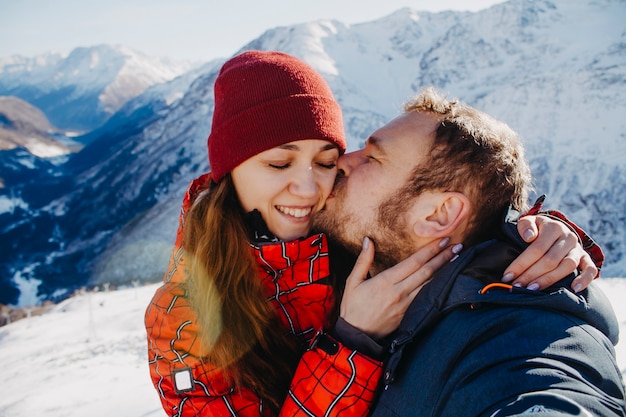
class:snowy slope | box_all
[0,283,167,417]
[0,278,624,417]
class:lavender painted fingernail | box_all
[451,243,463,254]
[523,228,536,241]
[502,272,515,283]
[527,283,540,291]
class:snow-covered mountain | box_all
[1,278,625,417]
[0,45,195,132]
[1,0,625,306]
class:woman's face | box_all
[231,139,339,241]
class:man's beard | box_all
[313,180,414,273]
[312,179,363,258]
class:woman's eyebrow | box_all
[277,144,299,150]
[276,143,338,151]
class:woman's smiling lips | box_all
[276,205,314,219]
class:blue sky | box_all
[0,0,506,62]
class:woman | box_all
[145,51,601,417]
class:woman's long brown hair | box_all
[183,175,299,412]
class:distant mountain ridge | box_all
[0,0,624,306]
[0,96,71,158]
[0,45,195,132]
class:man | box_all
[315,87,625,416]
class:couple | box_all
[145,51,624,416]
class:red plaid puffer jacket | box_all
[145,174,382,417]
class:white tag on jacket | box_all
[173,367,193,393]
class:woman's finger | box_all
[382,237,452,285]
[344,237,375,292]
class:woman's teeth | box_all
[277,206,312,218]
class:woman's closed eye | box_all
[268,162,291,170]
[268,161,336,170]
[317,161,337,169]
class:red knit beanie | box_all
[208,50,346,182]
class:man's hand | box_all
[503,215,597,293]
[340,237,461,339]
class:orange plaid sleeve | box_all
[281,332,383,417]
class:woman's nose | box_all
[289,166,318,197]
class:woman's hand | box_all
[340,237,461,339]
[503,215,597,293]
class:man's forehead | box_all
[368,112,437,155]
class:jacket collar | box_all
[252,233,329,278]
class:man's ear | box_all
[411,192,471,238]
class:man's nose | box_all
[337,151,361,176]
